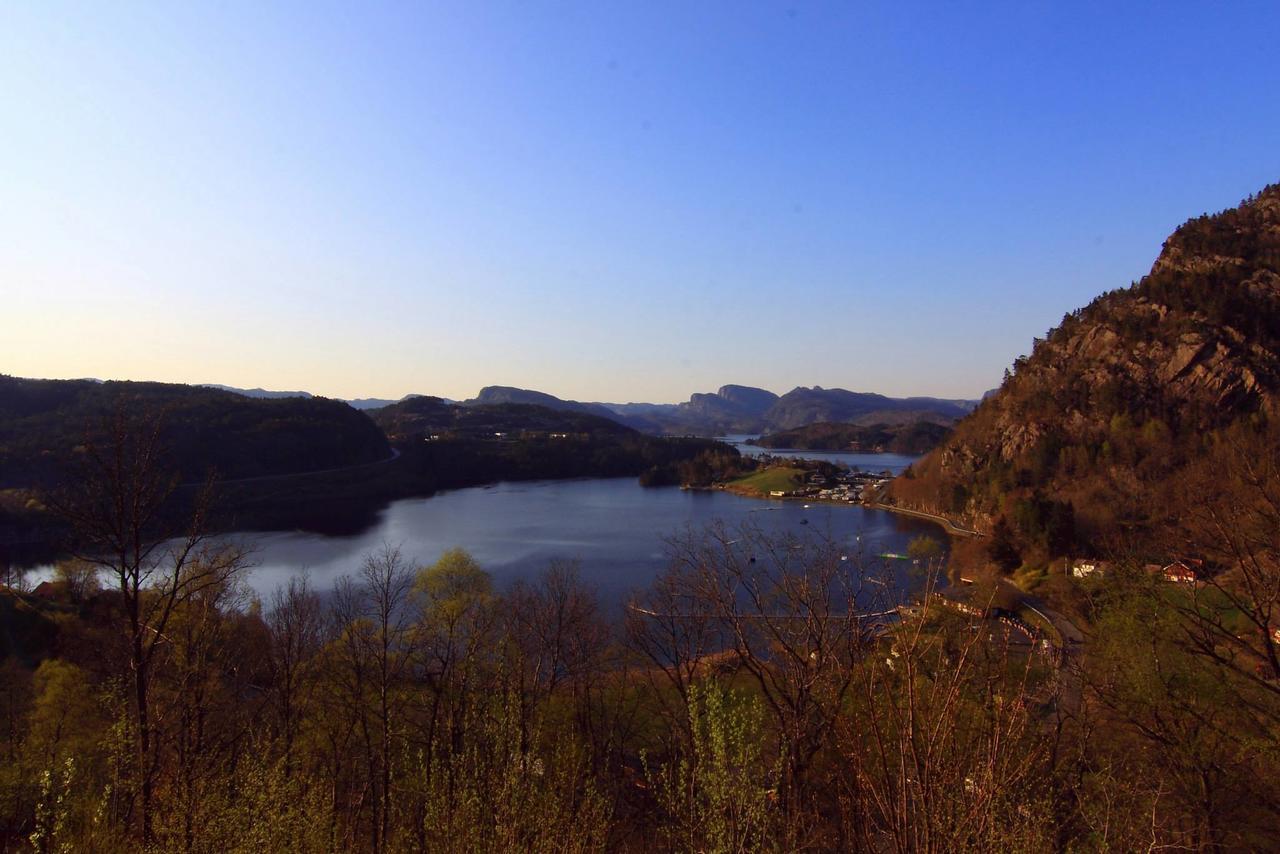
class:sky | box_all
[3,2,1279,404]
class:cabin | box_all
[1161,561,1198,584]
[30,581,62,599]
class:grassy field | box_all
[726,466,806,496]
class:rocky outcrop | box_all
[892,183,1280,542]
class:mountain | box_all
[370,396,632,440]
[649,384,973,434]
[346,397,407,410]
[891,183,1280,555]
[468,386,625,423]
[205,384,432,410]
[0,376,391,488]
[202,384,313,399]
[467,384,978,435]
[674,384,779,432]
[762,388,975,431]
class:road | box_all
[998,578,1086,714]
[869,503,983,537]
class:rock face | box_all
[469,386,624,423]
[892,183,1280,543]
[679,385,780,431]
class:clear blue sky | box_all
[3,2,1278,403]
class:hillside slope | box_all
[0,376,391,487]
[762,387,974,431]
[753,420,951,454]
[891,184,1280,554]
[370,397,633,440]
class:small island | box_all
[749,420,952,455]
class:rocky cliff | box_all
[891,183,1280,550]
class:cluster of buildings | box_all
[1070,557,1206,585]
[768,469,893,504]
[425,430,581,442]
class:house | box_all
[30,581,61,599]
[1161,561,1198,584]
[1071,559,1106,579]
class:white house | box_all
[1071,559,1106,579]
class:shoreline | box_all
[867,503,982,538]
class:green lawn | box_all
[728,466,806,496]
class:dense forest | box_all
[1,410,1278,851]
[0,376,391,488]
[892,184,1280,565]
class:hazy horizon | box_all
[4,372,990,407]
[5,3,1279,402]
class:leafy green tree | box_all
[647,681,777,853]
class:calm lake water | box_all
[234,475,942,606]
[717,435,919,474]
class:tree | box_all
[646,681,777,852]
[265,574,325,781]
[330,545,417,853]
[663,523,872,843]
[987,516,1022,573]
[51,560,98,602]
[907,535,944,562]
[46,403,250,844]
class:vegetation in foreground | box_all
[0,414,1277,852]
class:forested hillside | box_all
[0,376,390,487]
[752,420,951,454]
[892,184,1280,558]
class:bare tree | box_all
[47,403,250,843]
[626,559,725,746]
[329,545,417,853]
[839,581,1053,853]
[1162,422,1280,720]
[266,573,325,780]
[662,522,874,841]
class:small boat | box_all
[800,519,809,525]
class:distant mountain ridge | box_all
[467,384,978,435]
[205,384,432,410]
[467,386,623,422]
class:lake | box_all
[233,475,943,606]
